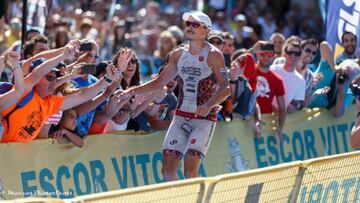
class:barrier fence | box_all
[0,105,359,202]
[7,150,360,202]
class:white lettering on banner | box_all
[337,0,360,42]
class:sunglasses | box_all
[257,51,274,58]
[304,48,317,55]
[45,75,57,82]
[185,21,203,28]
[130,58,138,64]
[210,39,224,45]
[285,49,301,57]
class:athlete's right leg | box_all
[162,115,188,181]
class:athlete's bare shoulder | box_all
[207,45,225,68]
[168,46,185,64]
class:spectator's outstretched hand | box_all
[5,51,21,69]
[71,63,86,79]
[117,48,133,73]
[53,130,64,143]
[62,44,76,59]
[251,40,267,53]
[105,63,118,81]
[230,54,247,80]
[152,86,168,103]
[103,77,122,98]
[68,39,81,50]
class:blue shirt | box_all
[73,75,105,136]
[335,52,357,65]
[309,60,335,108]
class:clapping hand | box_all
[4,51,21,70]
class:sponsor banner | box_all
[325,0,360,56]
[0,105,356,199]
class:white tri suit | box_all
[163,42,218,157]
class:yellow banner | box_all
[0,106,356,199]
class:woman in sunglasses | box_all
[125,11,231,181]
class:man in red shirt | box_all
[248,41,287,137]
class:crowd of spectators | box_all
[0,0,359,147]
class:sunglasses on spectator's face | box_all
[285,49,301,57]
[304,48,317,55]
[45,75,57,82]
[210,39,223,45]
[130,58,138,64]
[185,21,203,28]
[257,51,274,58]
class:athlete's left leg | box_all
[183,119,216,179]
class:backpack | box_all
[0,82,34,133]
[233,76,257,119]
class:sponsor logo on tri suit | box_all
[181,66,201,77]
[186,83,196,88]
[170,140,178,145]
[185,76,195,82]
[185,88,195,93]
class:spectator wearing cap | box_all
[0,45,121,143]
[208,30,224,51]
[231,14,254,49]
[271,39,306,113]
[335,31,358,65]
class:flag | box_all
[325,0,360,57]
[26,0,52,34]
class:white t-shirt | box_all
[271,64,306,108]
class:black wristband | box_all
[104,76,112,84]
[229,79,238,84]
[357,112,360,118]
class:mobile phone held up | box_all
[79,42,93,51]
[81,64,97,75]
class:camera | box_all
[350,82,360,100]
[337,71,348,84]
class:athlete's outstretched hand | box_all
[195,104,210,117]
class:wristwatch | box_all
[104,76,112,84]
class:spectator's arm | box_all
[22,47,64,75]
[60,63,120,110]
[67,40,99,69]
[73,78,120,116]
[92,90,132,124]
[62,129,84,148]
[276,95,287,136]
[351,99,360,148]
[128,48,181,96]
[55,64,85,88]
[320,41,336,71]
[0,52,25,111]
[23,45,76,91]
[22,39,81,75]
[333,83,346,118]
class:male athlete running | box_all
[127,11,230,181]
